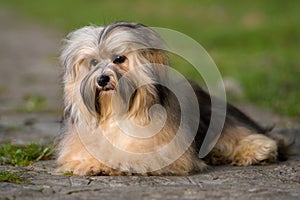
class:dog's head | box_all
[61,22,169,123]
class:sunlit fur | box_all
[57,22,293,176]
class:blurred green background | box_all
[1,0,299,117]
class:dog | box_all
[56,21,292,176]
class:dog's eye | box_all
[113,55,126,64]
[90,59,99,66]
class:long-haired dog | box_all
[57,22,293,176]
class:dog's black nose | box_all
[97,75,110,87]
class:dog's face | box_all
[61,22,169,124]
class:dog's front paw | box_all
[57,160,103,176]
[57,159,126,176]
[232,134,278,166]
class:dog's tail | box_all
[266,130,296,161]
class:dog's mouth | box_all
[95,84,116,92]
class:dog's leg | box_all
[205,126,278,166]
[56,130,125,176]
[56,131,103,175]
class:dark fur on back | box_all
[189,83,272,154]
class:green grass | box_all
[0,0,299,116]
[0,143,53,184]
[0,170,23,184]
[63,172,74,177]
[0,142,54,167]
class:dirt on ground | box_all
[0,7,299,200]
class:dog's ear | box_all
[140,49,168,65]
[60,26,103,81]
